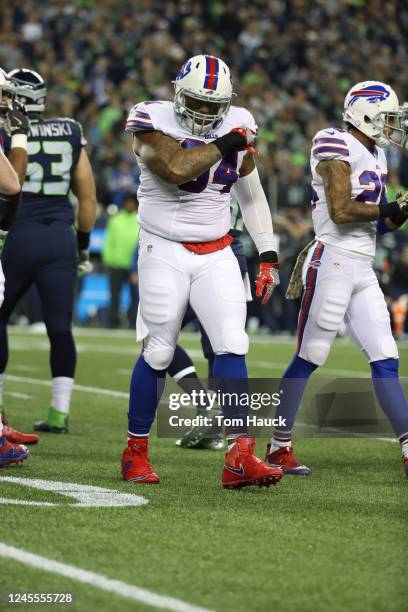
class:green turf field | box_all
[0,327,406,612]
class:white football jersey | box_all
[310,127,387,257]
[125,101,256,242]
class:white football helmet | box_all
[173,54,233,136]
[0,68,12,115]
[343,81,403,148]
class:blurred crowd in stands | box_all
[1,0,408,334]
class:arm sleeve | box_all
[232,167,277,254]
[125,103,155,133]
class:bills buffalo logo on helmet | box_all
[348,85,390,106]
[177,60,192,80]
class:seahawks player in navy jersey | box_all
[0,69,97,437]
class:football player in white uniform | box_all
[264,81,408,477]
[122,54,283,488]
[0,67,29,466]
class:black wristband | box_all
[260,250,279,264]
[378,201,402,220]
[11,128,29,136]
[0,192,21,231]
[213,132,246,158]
[389,209,407,227]
[77,230,90,250]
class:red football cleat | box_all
[1,412,39,445]
[2,425,39,445]
[265,444,311,475]
[121,438,160,484]
[222,436,283,489]
[0,435,29,467]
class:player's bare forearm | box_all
[0,149,20,195]
[77,197,97,232]
[8,148,27,188]
[133,131,222,184]
[317,160,380,224]
[72,150,97,232]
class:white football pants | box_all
[297,241,398,366]
[136,229,248,370]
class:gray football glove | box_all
[78,250,93,275]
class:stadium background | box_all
[0,3,407,611]
[1,0,408,333]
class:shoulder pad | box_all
[312,128,350,160]
[229,105,258,131]
[126,102,156,133]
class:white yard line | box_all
[5,375,129,399]
[12,364,40,372]
[5,391,33,400]
[116,368,132,375]
[296,421,398,443]
[5,375,401,445]
[7,337,372,376]
[0,543,211,612]
[8,339,137,356]
[8,325,408,349]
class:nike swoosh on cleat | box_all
[224,464,244,476]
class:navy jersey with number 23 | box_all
[0,117,86,226]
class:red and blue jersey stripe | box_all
[126,109,154,131]
[313,147,350,156]
[296,242,325,354]
[313,136,349,156]
[315,137,347,146]
[204,56,219,91]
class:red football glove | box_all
[230,127,259,155]
[255,262,280,305]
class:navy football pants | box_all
[0,222,77,377]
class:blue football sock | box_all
[274,355,318,437]
[128,355,166,436]
[213,354,248,437]
[370,358,408,440]
[213,354,247,379]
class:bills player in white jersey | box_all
[0,67,29,466]
[121,54,283,488]
[264,81,408,477]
